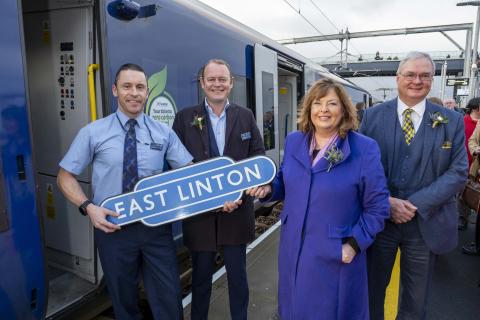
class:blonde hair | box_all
[298,78,358,138]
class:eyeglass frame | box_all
[398,72,433,82]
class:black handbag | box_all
[462,178,480,213]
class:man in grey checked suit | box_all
[359,51,468,320]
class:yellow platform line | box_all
[384,250,400,319]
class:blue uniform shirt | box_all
[205,98,229,155]
[59,109,193,205]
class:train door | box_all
[21,0,103,317]
[278,69,298,159]
[254,44,279,166]
[0,1,46,319]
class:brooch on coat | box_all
[191,114,205,131]
[324,145,344,172]
[429,112,448,128]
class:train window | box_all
[262,71,275,150]
[197,74,248,108]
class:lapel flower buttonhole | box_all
[191,115,205,130]
[429,112,448,128]
[324,145,344,172]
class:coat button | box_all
[204,151,208,155]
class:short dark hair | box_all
[114,63,147,85]
[466,97,480,114]
[199,59,232,79]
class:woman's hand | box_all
[342,243,357,264]
[245,185,272,199]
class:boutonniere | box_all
[429,112,448,128]
[191,114,205,130]
[324,145,344,172]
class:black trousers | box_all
[95,223,183,320]
[367,218,436,320]
[190,244,248,320]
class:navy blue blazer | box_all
[359,98,468,254]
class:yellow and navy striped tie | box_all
[402,108,415,145]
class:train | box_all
[0,0,370,319]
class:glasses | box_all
[399,73,433,82]
[202,76,232,84]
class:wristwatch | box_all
[78,200,93,216]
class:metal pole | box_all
[465,29,472,78]
[440,61,448,101]
[470,6,480,99]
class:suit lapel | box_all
[225,105,238,147]
[419,102,439,175]
[193,104,209,156]
[383,100,398,176]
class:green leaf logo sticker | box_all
[146,66,177,127]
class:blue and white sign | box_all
[101,156,276,226]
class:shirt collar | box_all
[116,108,145,129]
[397,97,426,118]
[204,98,230,117]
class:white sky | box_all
[199,0,478,59]
[199,0,478,101]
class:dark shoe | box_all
[458,216,468,230]
[462,242,480,256]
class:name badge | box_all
[150,143,163,151]
[241,132,251,141]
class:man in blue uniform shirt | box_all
[57,63,193,319]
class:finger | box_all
[103,221,121,230]
[404,201,417,212]
[234,199,242,206]
[105,209,120,217]
[246,187,258,196]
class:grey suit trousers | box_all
[367,217,436,320]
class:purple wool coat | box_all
[268,130,389,320]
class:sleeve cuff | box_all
[342,237,360,254]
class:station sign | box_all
[101,156,277,227]
[446,78,469,86]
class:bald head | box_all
[443,98,456,110]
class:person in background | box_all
[444,97,464,114]
[173,59,265,320]
[427,96,443,106]
[360,51,467,320]
[57,63,193,319]
[458,97,480,230]
[248,78,390,319]
[463,107,480,255]
[356,101,365,123]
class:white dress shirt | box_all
[397,98,426,132]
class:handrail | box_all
[88,64,99,122]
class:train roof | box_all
[177,0,369,93]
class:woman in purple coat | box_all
[249,78,390,319]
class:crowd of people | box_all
[56,51,472,320]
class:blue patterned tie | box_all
[122,119,138,192]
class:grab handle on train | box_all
[88,64,99,122]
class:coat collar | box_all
[291,131,351,173]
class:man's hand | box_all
[389,197,417,224]
[245,185,272,199]
[86,204,121,233]
[342,243,357,264]
[222,200,243,213]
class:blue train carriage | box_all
[0,0,371,318]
